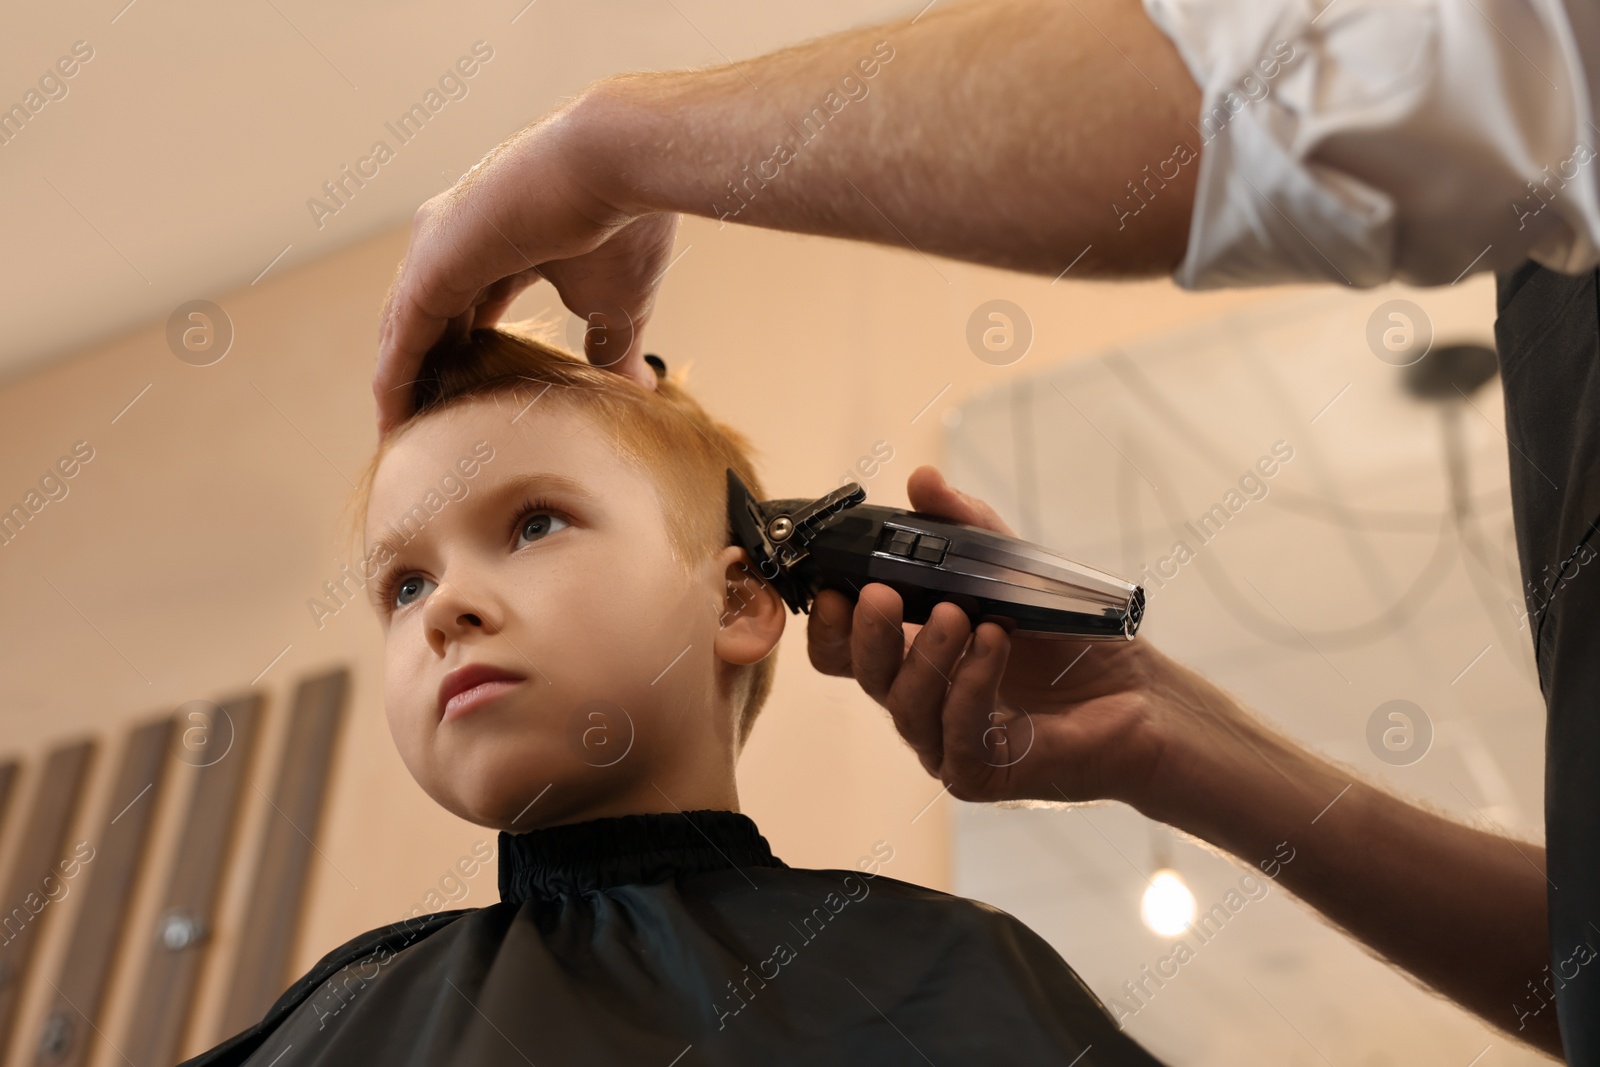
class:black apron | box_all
[1495,260,1600,1060]
[176,810,1167,1066]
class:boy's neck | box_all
[512,762,741,833]
[506,677,746,833]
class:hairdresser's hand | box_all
[374,90,677,438]
[807,465,1257,819]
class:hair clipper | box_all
[726,469,1145,640]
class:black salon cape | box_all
[179,810,1165,1066]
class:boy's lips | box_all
[438,662,529,721]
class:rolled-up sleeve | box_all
[1142,0,1600,288]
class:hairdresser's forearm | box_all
[1143,685,1557,1055]
[572,0,1201,277]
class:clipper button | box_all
[883,529,918,557]
[912,535,948,563]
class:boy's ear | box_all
[712,546,785,666]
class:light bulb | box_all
[1140,868,1196,937]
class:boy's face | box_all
[364,394,779,831]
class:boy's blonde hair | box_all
[346,326,778,745]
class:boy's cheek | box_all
[383,648,439,760]
[382,703,432,795]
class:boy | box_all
[179,328,1165,1066]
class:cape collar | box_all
[498,809,786,902]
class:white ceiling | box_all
[0,0,916,385]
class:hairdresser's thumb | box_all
[603,329,658,392]
[906,465,1017,538]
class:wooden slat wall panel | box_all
[30,716,175,1067]
[121,695,263,1067]
[217,667,350,1039]
[0,763,20,859]
[0,741,97,1058]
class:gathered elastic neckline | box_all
[497,809,786,902]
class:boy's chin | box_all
[440,750,651,832]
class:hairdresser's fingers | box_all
[807,589,856,677]
[905,465,1018,538]
[809,588,919,678]
[849,583,909,706]
[882,602,973,775]
[429,272,538,358]
[376,197,561,437]
[376,107,642,437]
[615,325,660,393]
[376,274,470,437]
[938,622,1015,800]
[535,212,680,393]
[468,268,547,331]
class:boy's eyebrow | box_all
[365,470,596,567]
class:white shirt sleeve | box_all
[1141,0,1600,288]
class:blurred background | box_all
[0,1,1541,1065]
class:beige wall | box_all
[0,214,1290,1064]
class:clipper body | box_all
[727,470,1144,640]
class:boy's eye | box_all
[394,574,437,609]
[516,511,569,546]
[384,506,569,616]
